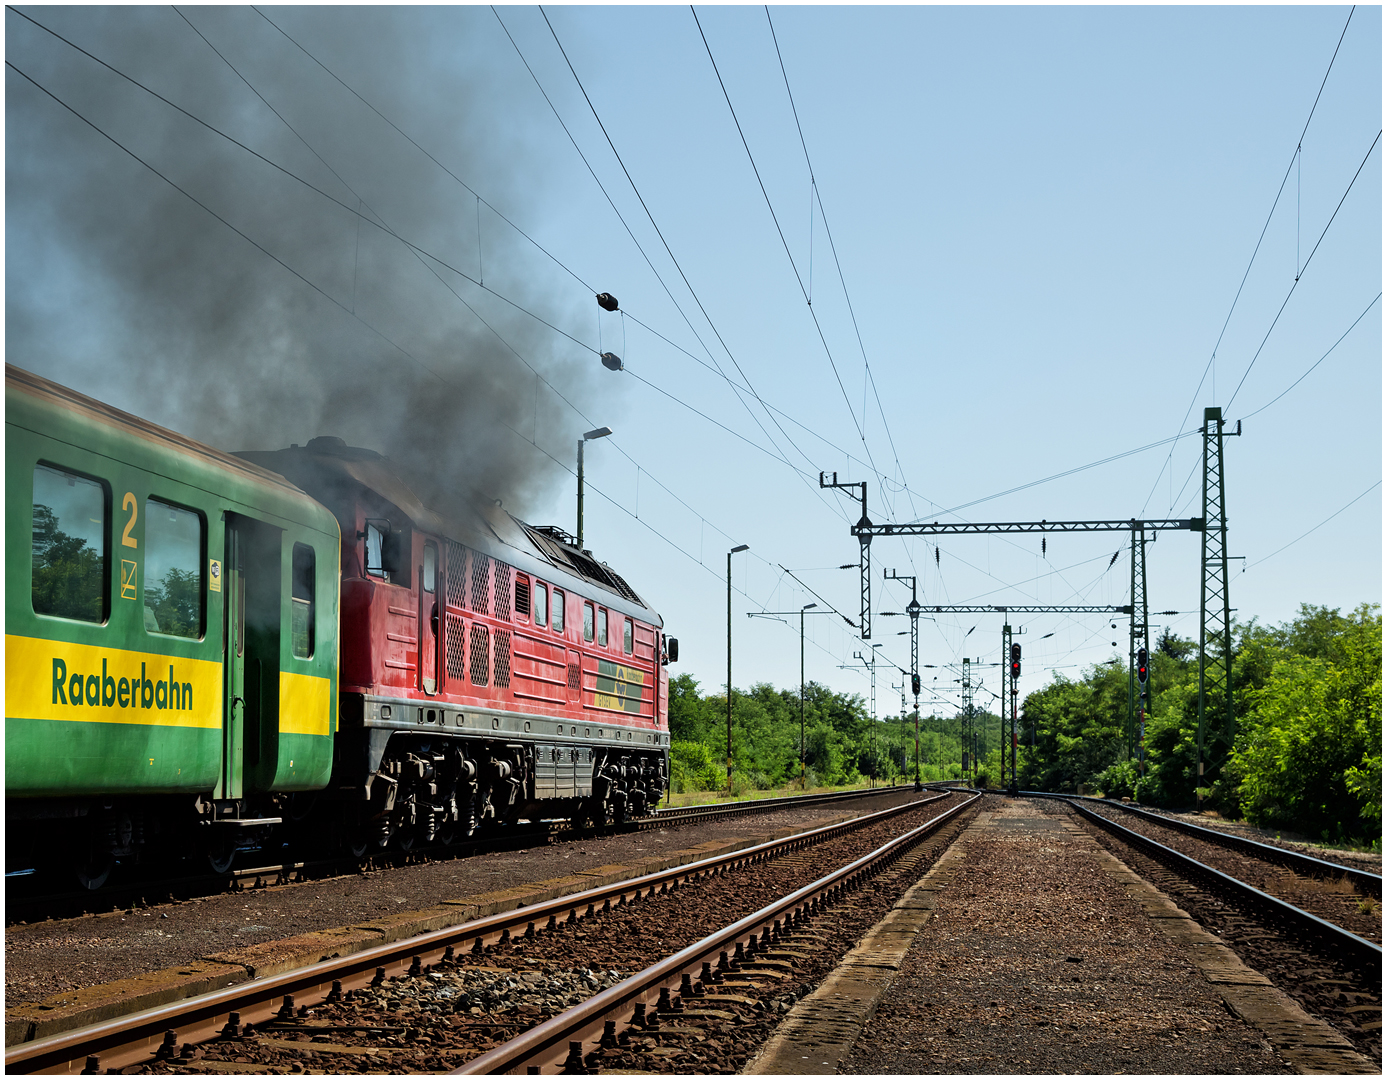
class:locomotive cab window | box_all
[583,602,594,642]
[365,522,385,578]
[291,543,315,658]
[143,498,204,638]
[422,542,437,594]
[551,589,564,633]
[597,607,608,647]
[31,463,108,623]
[534,582,548,628]
[623,618,634,655]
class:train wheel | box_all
[74,851,114,891]
[205,836,237,875]
[347,830,372,859]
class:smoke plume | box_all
[7,7,608,519]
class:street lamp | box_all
[797,603,817,788]
[576,426,612,549]
[727,544,749,793]
[748,603,827,790]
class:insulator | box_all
[600,352,623,371]
[596,292,619,311]
[935,546,940,565]
[1041,537,1046,557]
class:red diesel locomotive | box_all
[239,437,674,853]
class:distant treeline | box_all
[672,601,1380,846]
[667,676,976,795]
[1014,602,1381,846]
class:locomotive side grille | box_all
[493,562,513,618]
[470,552,490,611]
[514,575,531,617]
[567,663,581,691]
[445,540,467,608]
[445,613,467,680]
[469,624,490,686]
[493,629,512,688]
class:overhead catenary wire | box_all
[1236,292,1381,422]
[1245,480,1381,570]
[7,49,876,680]
[1141,5,1360,519]
[535,6,837,510]
[11,1,861,631]
[1224,128,1381,410]
[763,5,920,526]
[690,6,876,479]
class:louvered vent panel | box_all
[446,541,468,607]
[514,576,531,617]
[567,663,581,691]
[470,553,490,611]
[469,625,490,686]
[446,613,467,680]
[493,629,512,688]
[493,563,514,618]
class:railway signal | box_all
[1137,647,1149,685]
[1010,642,1021,680]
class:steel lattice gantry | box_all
[1198,407,1236,802]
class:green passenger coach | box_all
[6,365,340,885]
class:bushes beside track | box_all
[1014,602,1381,847]
[667,674,978,794]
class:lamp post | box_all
[726,544,749,793]
[576,426,612,548]
[748,604,830,790]
[798,603,817,788]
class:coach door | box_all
[220,515,283,800]
[219,521,247,800]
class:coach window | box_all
[291,543,315,658]
[623,617,634,655]
[583,602,595,642]
[32,463,108,623]
[597,607,608,647]
[534,582,548,628]
[551,589,565,633]
[144,498,205,638]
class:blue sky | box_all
[8,6,1381,721]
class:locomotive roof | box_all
[236,439,662,627]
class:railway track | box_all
[6,790,968,1073]
[1077,798,1382,941]
[7,786,907,928]
[1061,798,1382,1062]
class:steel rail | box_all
[453,790,982,1074]
[642,783,911,826]
[5,792,949,1074]
[1067,799,1381,975]
[1065,795,1382,899]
